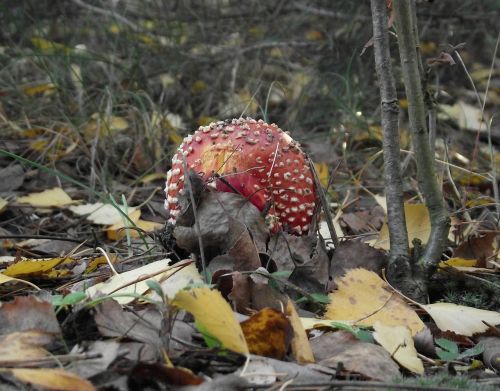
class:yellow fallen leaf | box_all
[287,300,315,363]
[373,322,424,375]
[420,302,500,337]
[69,202,137,225]
[0,272,40,290]
[29,139,48,152]
[85,254,116,273]
[107,217,162,241]
[85,259,193,304]
[374,203,431,250]
[314,162,329,188]
[138,172,168,183]
[3,257,68,278]
[84,114,129,139]
[324,268,425,336]
[191,80,208,94]
[22,82,57,97]
[0,197,7,213]
[173,286,249,355]
[439,257,478,269]
[9,368,95,391]
[106,209,141,240]
[16,188,73,207]
[305,30,325,41]
[0,331,52,363]
[31,37,72,54]
[196,116,218,127]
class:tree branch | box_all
[369,0,411,288]
[393,0,450,292]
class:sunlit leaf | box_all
[420,302,500,337]
[17,188,74,208]
[373,322,424,374]
[286,300,315,363]
[22,82,57,97]
[0,197,7,213]
[173,286,249,355]
[324,268,425,336]
[86,259,197,305]
[374,203,431,250]
[314,162,329,187]
[69,202,138,225]
[10,368,95,391]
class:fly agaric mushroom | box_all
[165,118,317,235]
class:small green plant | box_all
[52,291,87,314]
[435,338,484,362]
[295,292,330,305]
[330,321,374,343]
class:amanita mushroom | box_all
[165,118,317,235]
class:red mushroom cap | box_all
[165,118,317,235]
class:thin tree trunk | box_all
[370,0,412,292]
[394,0,450,300]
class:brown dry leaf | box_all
[0,331,53,363]
[314,331,400,381]
[286,299,314,363]
[427,51,456,66]
[0,272,40,290]
[453,233,497,265]
[420,303,500,337]
[0,296,60,335]
[481,336,500,372]
[228,226,261,271]
[324,268,425,336]
[93,300,163,347]
[16,187,74,208]
[0,165,25,192]
[373,322,424,375]
[69,202,138,225]
[9,368,95,391]
[374,203,431,250]
[329,240,387,285]
[241,308,290,359]
[128,363,204,387]
[173,286,249,355]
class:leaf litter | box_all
[1,3,500,389]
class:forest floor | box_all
[0,1,499,390]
